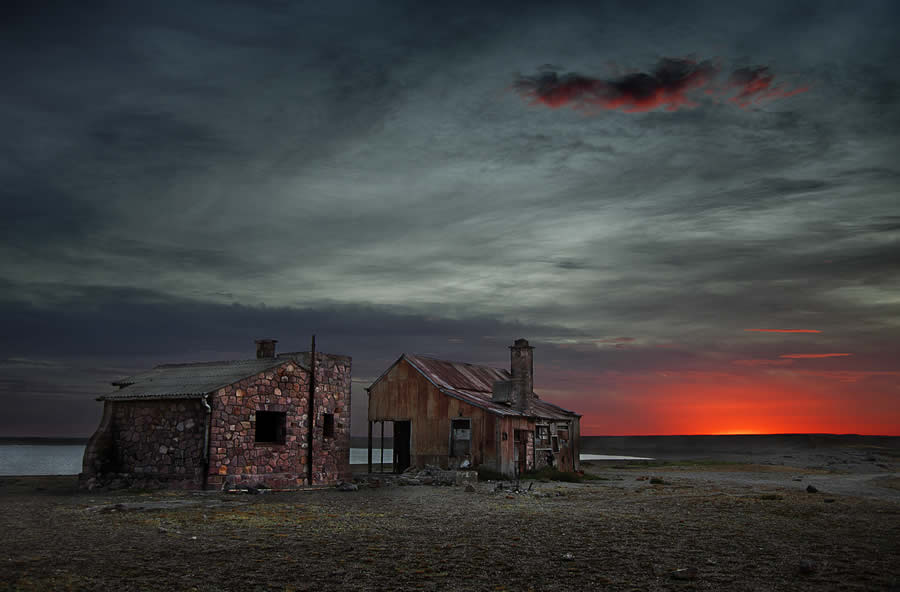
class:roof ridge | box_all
[154,358,288,369]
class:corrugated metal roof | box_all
[403,354,510,392]
[403,354,578,420]
[101,357,306,401]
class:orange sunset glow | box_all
[541,365,900,437]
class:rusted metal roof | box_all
[403,354,578,420]
[403,354,510,392]
[101,357,307,401]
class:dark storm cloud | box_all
[514,58,720,112]
[0,283,589,436]
[514,58,807,112]
[89,110,230,162]
[2,0,899,436]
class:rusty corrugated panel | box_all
[380,353,580,421]
[531,398,582,419]
[405,354,509,392]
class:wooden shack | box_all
[366,339,580,477]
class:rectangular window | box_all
[323,413,335,438]
[255,411,286,444]
[557,428,569,441]
[536,425,550,447]
[551,435,560,453]
[450,418,471,457]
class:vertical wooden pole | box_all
[367,420,373,474]
[380,421,385,473]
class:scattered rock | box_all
[636,476,648,481]
[649,477,666,485]
[337,482,358,492]
[793,477,803,482]
[806,485,819,493]
[464,484,476,493]
[562,552,574,561]
[824,498,835,503]
[671,567,698,580]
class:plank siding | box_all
[369,358,499,470]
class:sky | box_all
[2,0,899,438]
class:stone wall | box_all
[206,353,351,489]
[309,353,353,485]
[80,399,207,490]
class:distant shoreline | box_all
[2,434,897,447]
[0,437,89,445]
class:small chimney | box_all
[509,338,534,411]
[255,339,277,359]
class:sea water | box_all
[0,445,394,475]
[0,445,646,476]
[0,445,87,476]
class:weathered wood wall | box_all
[369,358,500,470]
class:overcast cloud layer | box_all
[2,0,899,437]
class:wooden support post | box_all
[380,421,385,474]
[367,420,373,475]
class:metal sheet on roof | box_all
[404,354,511,392]
[404,354,578,419]
[101,357,304,401]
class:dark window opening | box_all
[551,435,560,453]
[323,413,335,438]
[450,418,471,457]
[255,411,286,444]
[536,425,550,447]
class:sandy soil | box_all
[1,451,898,591]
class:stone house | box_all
[366,339,580,477]
[80,339,351,490]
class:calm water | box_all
[0,445,644,475]
[0,445,394,475]
[0,445,86,475]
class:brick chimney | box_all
[509,338,534,411]
[255,339,277,359]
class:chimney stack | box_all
[255,339,277,359]
[509,338,534,411]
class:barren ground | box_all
[1,448,898,591]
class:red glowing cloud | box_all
[744,329,822,333]
[728,66,810,108]
[732,358,795,367]
[780,353,853,359]
[514,58,808,113]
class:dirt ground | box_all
[1,452,899,591]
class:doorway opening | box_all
[367,419,411,474]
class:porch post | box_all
[367,420,373,474]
